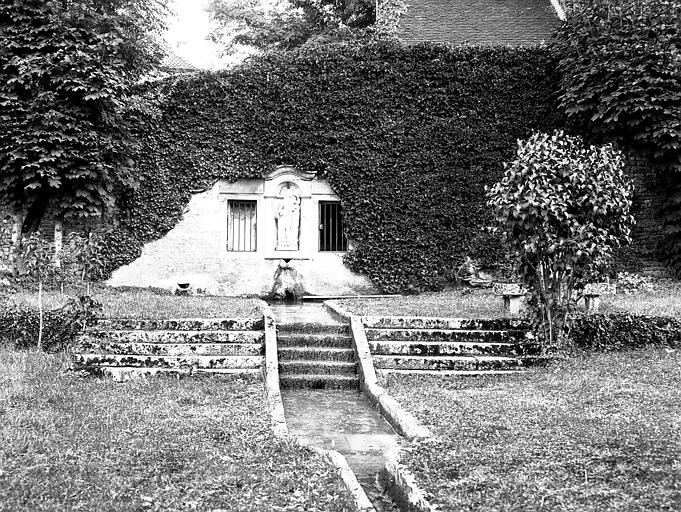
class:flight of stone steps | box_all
[363,316,542,376]
[277,323,359,389]
[72,318,264,381]
[271,304,360,390]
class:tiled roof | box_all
[160,51,197,71]
[396,0,561,45]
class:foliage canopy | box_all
[206,0,375,52]
[0,0,168,233]
[554,0,681,171]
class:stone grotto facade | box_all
[106,166,377,297]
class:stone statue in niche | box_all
[276,183,300,250]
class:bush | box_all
[569,313,681,351]
[0,295,102,351]
[487,130,634,349]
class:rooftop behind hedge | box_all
[106,41,563,292]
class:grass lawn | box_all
[0,348,356,512]
[7,286,263,319]
[335,289,509,318]
[335,280,681,318]
[382,349,681,511]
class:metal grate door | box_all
[227,200,257,252]
[319,201,348,252]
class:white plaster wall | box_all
[107,180,377,296]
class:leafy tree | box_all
[554,0,681,171]
[207,0,375,52]
[0,0,168,234]
[487,131,634,350]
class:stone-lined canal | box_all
[282,389,402,511]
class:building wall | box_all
[106,168,378,296]
[620,155,669,276]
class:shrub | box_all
[0,295,102,352]
[487,130,634,349]
[568,313,681,351]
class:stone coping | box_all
[326,300,437,511]
[380,448,436,512]
[261,304,288,439]
[315,448,376,512]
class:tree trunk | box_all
[21,190,50,234]
[38,279,43,351]
[9,213,22,273]
[54,219,63,267]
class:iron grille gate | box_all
[319,201,348,252]
[227,200,257,252]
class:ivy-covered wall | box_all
[101,42,563,292]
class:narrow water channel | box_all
[282,389,402,511]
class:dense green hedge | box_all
[0,305,78,351]
[568,313,681,351]
[104,41,562,292]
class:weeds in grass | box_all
[7,286,263,319]
[337,283,681,319]
[0,348,355,512]
[384,349,681,511]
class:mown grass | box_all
[336,281,681,318]
[7,286,263,319]
[335,289,509,318]
[383,349,681,511]
[600,280,681,317]
[0,348,356,512]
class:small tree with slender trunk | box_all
[19,233,57,350]
[486,131,634,351]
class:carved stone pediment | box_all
[264,166,315,198]
[265,165,316,182]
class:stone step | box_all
[90,318,263,332]
[365,328,531,343]
[369,340,541,357]
[372,355,525,371]
[73,354,263,370]
[74,340,263,357]
[269,304,344,325]
[363,316,531,331]
[93,367,262,382]
[276,333,353,348]
[277,323,350,335]
[277,346,355,362]
[279,360,357,375]
[83,330,264,344]
[377,369,526,377]
[280,374,359,390]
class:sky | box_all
[163,0,235,70]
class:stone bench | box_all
[492,283,525,316]
[582,282,616,312]
[493,282,615,315]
